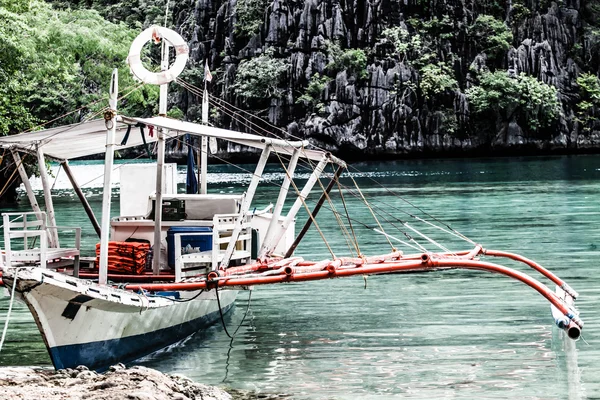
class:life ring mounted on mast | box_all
[127,26,189,85]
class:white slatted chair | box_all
[173,213,252,282]
[2,212,81,272]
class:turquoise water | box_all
[1,155,599,399]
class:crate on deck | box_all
[94,241,151,275]
[148,199,186,221]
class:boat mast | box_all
[152,40,170,274]
[98,69,119,285]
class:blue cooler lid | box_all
[167,226,212,233]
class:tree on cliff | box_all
[0,0,157,204]
[467,71,559,144]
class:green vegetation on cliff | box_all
[0,0,156,136]
[3,0,600,155]
[467,71,559,140]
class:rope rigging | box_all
[1,68,471,260]
[174,77,474,255]
[175,78,425,249]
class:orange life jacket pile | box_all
[95,241,151,275]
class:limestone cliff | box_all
[52,0,600,158]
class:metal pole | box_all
[99,69,119,285]
[61,160,101,238]
[284,165,344,258]
[152,40,170,274]
[200,136,208,194]
[36,145,59,248]
[11,150,42,218]
[196,139,201,194]
[259,155,329,259]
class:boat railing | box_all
[172,213,252,281]
[2,212,81,271]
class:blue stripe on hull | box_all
[48,302,233,372]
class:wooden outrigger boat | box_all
[0,26,583,372]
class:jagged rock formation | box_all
[167,0,600,157]
[47,0,600,158]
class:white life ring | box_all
[127,26,189,85]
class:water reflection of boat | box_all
[0,26,583,372]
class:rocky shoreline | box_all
[0,364,287,400]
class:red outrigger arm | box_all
[124,245,583,340]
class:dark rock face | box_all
[49,0,600,158]
[167,0,599,157]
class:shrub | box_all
[233,49,289,99]
[380,27,422,62]
[326,42,368,79]
[235,0,269,38]
[470,15,513,59]
[419,63,458,98]
[466,71,558,130]
[575,72,600,131]
[296,73,331,113]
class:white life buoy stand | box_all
[127,26,189,85]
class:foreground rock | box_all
[0,364,232,400]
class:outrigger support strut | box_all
[124,246,583,340]
[219,144,272,269]
[258,155,329,259]
[285,165,345,258]
[11,150,43,220]
[61,160,101,238]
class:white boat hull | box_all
[3,268,237,371]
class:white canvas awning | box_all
[0,116,345,166]
[0,119,156,160]
[125,116,345,166]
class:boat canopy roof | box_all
[0,116,345,166]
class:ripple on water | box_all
[3,156,600,399]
